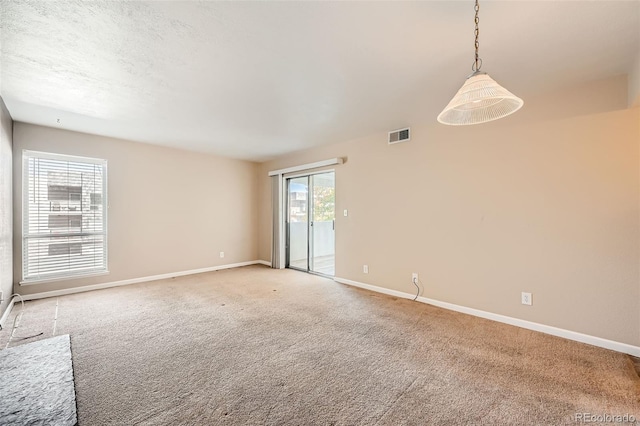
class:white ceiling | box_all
[1,1,638,162]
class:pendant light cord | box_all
[472,0,482,72]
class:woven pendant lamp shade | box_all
[437,72,524,125]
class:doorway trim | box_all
[268,157,343,177]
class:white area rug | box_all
[0,334,77,425]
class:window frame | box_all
[21,150,109,284]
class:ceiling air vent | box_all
[388,128,410,145]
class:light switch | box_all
[343,209,348,217]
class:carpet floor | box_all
[1,265,639,425]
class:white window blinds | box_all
[23,151,107,283]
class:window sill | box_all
[19,270,110,286]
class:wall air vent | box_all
[388,128,410,145]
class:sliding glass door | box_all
[286,172,335,276]
[287,176,309,271]
[310,173,335,275]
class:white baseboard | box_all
[334,277,640,357]
[21,260,268,301]
[256,260,272,267]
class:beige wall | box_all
[629,52,640,108]
[0,97,13,316]
[13,123,259,295]
[258,76,640,346]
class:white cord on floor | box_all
[52,298,59,336]
[5,294,25,349]
[4,293,43,348]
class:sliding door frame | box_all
[285,169,335,276]
[268,158,342,270]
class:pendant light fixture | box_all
[437,0,523,125]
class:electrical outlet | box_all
[521,292,532,306]
[219,252,225,258]
[363,265,369,274]
[412,273,419,283]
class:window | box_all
[22,151,107,283]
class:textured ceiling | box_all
[1,1,639,161]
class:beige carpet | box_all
[1,265,639,425]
